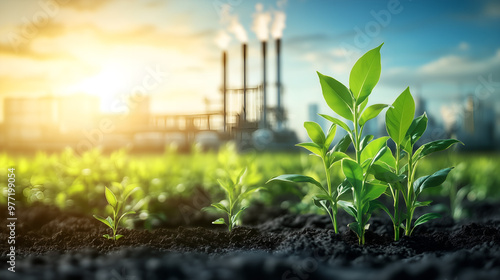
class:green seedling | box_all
[377,88,462,238]
[267,124,351,234]
[316,44,395,244]
[270,44,394,244]
[211,169,264,231]
[93,182,139,240]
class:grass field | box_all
[2,144,499,223]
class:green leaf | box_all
[414,200,433,208]
[338,200,357,218]
[358,97,369,113]
[369,164,405,183]
[115,235,124,240]
[235,168,247,185]
[363,183,387,203]
[332,134,352,153]
[327,151,349,168]
[267,174,326,194]
[342,159,364,195]
[414,139,462,162]
[405,113,428,147]
[413,212,441,228]
[111,182,123,191]
[317,72,354,120]
[349,43,383,104]
[337,179,352,197]
[240,187,265,200]
[296,142,323,157]
[212,218,226,225]
[211,203,229,214]
[304,121,326,146]
[105,187,118,208]
[360,137,389,164]
[347,221,363,238]
[319,114,351,133]
[123,185,140,202]
[360,104,389,126]
[103,234,112,239]
[368,200,393,222]
[232,206,248,224]
[217,178,233,193]
[119,211,135,219]
[414,168,453,196]
[325,124,337,148]
[314,194,333,202]
[313,198,330,211]
[93,214,113,228]
[360,135,374,152]
[117,210,135,226]
[106,216,115,229]
[372,146,388,165]
[385,87,415,145]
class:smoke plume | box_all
[252,3,272,41]
[271,0,287,39]
[220,4,248,43]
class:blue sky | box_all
[1,0,499,139]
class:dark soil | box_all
[1,203,500,280]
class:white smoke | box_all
[252,3,272,41]
[271,0,287,39]
[215,30,231,50]
[220,4,248,43]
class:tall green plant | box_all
[378,88,462,238]
[270,44,395,244]
[318,44,396,244]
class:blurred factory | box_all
[0,4,298,152]
[0,31,297,152]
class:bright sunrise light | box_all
[66,65,125,98]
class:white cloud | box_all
[383,49,500,85]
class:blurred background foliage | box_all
[1,144,499,228]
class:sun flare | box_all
[69,65,125,98]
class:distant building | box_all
[2,94,99,142]
[308,103,326,132]
[458,95,496,150]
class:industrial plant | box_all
[0,4,298,152]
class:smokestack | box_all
[222,51,227,132]
[262,41,267,128]
[243,43,247,122]
[276,38,282,129]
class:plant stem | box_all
[353,108,361,164]
[405,150,414,236]
[353,104,365,245]
[393,144,401,241]
[323,158,338,234]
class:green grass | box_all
[1,146,499,223]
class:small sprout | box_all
[210,168,264,231]
[93,182,140,241]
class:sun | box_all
[71,66,125,97]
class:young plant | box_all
[379,88,462,237]
[93,182,139,241]
[269,44,395,244]
[267,123,351,234]
[316,43,398,244]
[211,169,264,231]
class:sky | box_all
[0,0,499,139]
